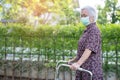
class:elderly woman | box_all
[68,6,103,80]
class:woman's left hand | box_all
[70,62,80,70]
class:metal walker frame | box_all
[55,60,93,80]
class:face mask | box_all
[80,16,90,26]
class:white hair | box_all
[81,6,98,22]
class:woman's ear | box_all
[89,16,94,23]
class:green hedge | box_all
[0,23,120,53]
[1,23,120,38]
[0,23,120,74]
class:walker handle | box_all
[55,61,93,80]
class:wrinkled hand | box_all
[70,63,80,70]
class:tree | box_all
[97,0,120,24]
[0,0,79,25]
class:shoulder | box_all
[88,25,100,35]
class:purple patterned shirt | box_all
[75,23,103,80]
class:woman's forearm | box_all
[77,49,92,66]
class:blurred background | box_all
[0,0,120,80]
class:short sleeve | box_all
[85,32,101,54]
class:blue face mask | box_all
[80,16,90,26]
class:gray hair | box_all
[81,6,98,22]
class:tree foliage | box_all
[0,0,79,25]
[97,0,120,24]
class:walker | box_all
[55,60,93,80]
